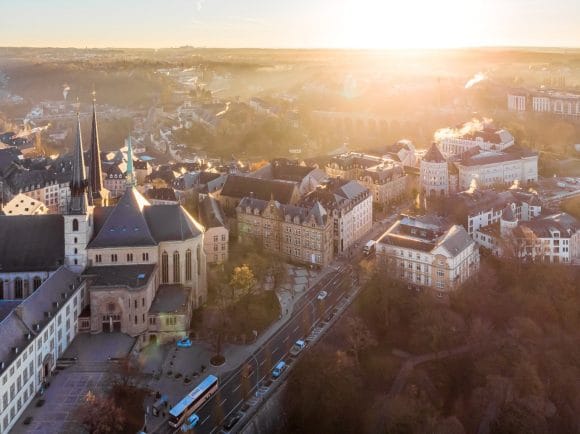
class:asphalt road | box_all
[154,264,352,434]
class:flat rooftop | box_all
[84,264,157,290]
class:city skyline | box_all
[2,0,580,49]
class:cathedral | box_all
[0,96,207,346]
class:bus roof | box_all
[169,375,218,417]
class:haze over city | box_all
[2,0,580,48]
[0,1,580,434]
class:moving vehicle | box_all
[181,413,200,431]
[289,339,306,356]
[169,375,219,428]
[222,412,242,431]
[363,240,376,256]
[317,290,328,301]
[176,338,192,348]
[152,394,168,417]
[272,361,287,378]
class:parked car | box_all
[176,338,192,348]
[272,361,287,379]
[317,290,328,301]
[289,339,307,356]
[181,413,200,431]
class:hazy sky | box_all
[1,0,579,48]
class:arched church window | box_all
[72,219,79,232]
[185,249,192,281]
[14,278,23,299]
[173,251,180,283]
[33,276,42,291]
[161,252,169,283]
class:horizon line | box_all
[2,45,580,51]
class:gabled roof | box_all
[0,215,64,272]
[423,143,446,163]
[221,175,297,204]
[434,225,474,256]
[144,205,202,242]
[88,188,156,248]
[198,196,226,229]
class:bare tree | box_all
[345,316,377,368]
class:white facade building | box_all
[0,267,87,434]
[375,215,480,296]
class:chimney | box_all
[12,347,19,355]
[0,362,5,370]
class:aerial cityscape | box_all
[0,1,580,434]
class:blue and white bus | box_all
[168,375,219,428]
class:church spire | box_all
[89,89,104,201]
[126,134,136,187]
[68,112,88,214]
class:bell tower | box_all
[64,112,94,273]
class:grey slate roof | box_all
[84,264,156,290]
[0,215,64,272]
[221,175,297,204]
[198,196,226,229]
[144,205,202,242]
[89,188,203,249]
[436,225,474,256]
[88,188,157,248]
[0,267,82,370]
[149,284,189,314]
[17,267,80,330]
[423,143,446,163]
[238,197,328,226]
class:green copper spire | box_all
[126,134,136,187]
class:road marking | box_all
[283,336,289,342]
[293,326,299,333]
[201,415,210,425]
[220,398,228,406]
[210,428,217,434]
[273,346,279,353]
[259,360,265,366]
[233,384,241,392]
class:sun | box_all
[337,0,484,49]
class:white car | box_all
[317,290,328,301]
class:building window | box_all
[173,251,180,283]
[95,254,102,263]
[185,249,192,281]
[197,246,201,275]
[111,254,118,263]
[142,252,149,261]
[14,278,23,299]
[161,252,169,283]
[127,253,133,262]
[72,219,79,231]
[134,315,138,325]
[33,276,42,291]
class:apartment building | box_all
[438,127,515,157]
[325,152,406,207]
[0,267,87,433]
[198,196,229,264]
[455,147,539,190]
[508,89,580,119]
[299,179,372,254]
[375,215,480,296]
[236,197,334,267]
[454,189,542,235]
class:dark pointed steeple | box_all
[89,90,103,201]
[68,112,89,214]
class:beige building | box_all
[236,197,334,267]
[376,215,480,297]
[299,179,373,254]
[198,196,229,264]
[2,193,48,216]
[85,187,207,345]
[325,152,408,206]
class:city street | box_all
[152,265,352,434]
